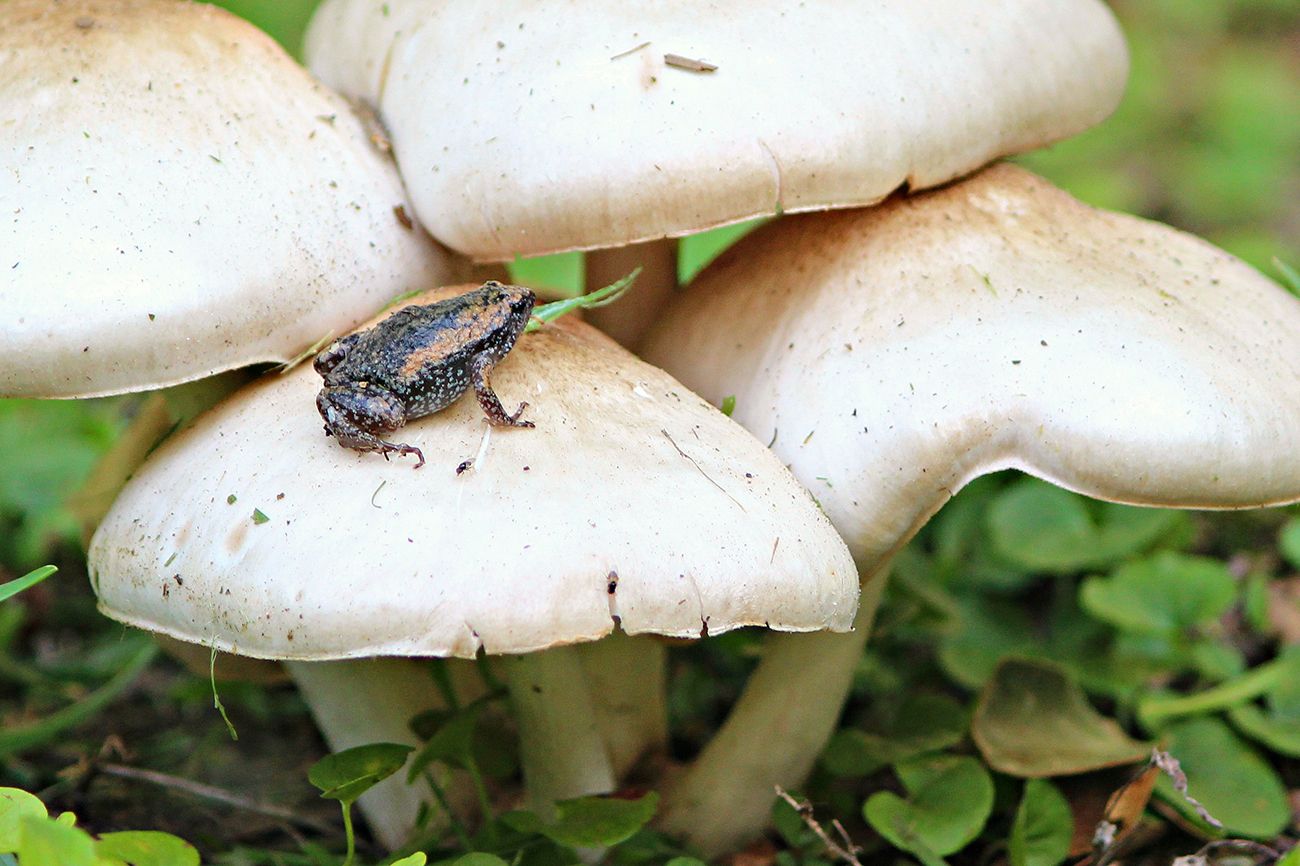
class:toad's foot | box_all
[472,354,535,428]
[325,420,426,469]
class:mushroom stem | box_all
[584,238,678,349]
[286,658,482,849]
[578,634,668,778]
[502,646,618,817]
[657,560,892,856]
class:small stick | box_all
[98,762,334,834]
[775,786,862,866]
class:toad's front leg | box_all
[470,352,534,428]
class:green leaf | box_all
[931,476,1034,592]
[820,694,967,777]
[0,399,120,566]
[1155,717,1288,838]
[1279,846,1300,866]
[308,743,414,805]
[679,219,766,282]
[0,566,57,603]
[208,0,321,57]
[1080,552,1236,635]
[449,855,510,866]
[533,792,658,848]
[937,596,1037,689]
[407,704,483,780]
[550,792,658,848]
[390,855,429,866]
[18,816,96,866]
[719,395,736,417]
[1273,257,1300,296]
[972,658,1147,777]
[0,788,47,852]
[863,754,994,862]
[1280,517,1300,570]
[508,252,583,295]
[1228,703,1300,757]
[987,478,1183,573]
[1008,780,1072,866]
[95,832,200,866]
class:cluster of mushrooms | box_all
[3,0,1299,858]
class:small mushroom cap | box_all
[642,164,1300,570]
[88,288,857,660]
[0,0,455,398]
[303,0,1128,260]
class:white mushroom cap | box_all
[303,0,1128,260]
[87,288,857,659]
[0,0,456,398]
[642,164,1300,571]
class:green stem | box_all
[430,661,460,712]
[465,756,493,823]
[423,771,471,849]
[341,800,356,866]
[0,639,157,759]
[1138,652,1300,731]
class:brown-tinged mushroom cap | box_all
[643,163,1300,573]
[87,288,857,660]
[303,0,1129,261]
[639,162,1300,854]
[0,0,455,398]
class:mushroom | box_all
[0,0,458,399]
[301,0,1129,344]
[640,163,1300,853]
[87,287,858,848]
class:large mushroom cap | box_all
[1,0,455,398]
[88,287,857,659]
[642,164,1300,570]
[304,0,1128,260]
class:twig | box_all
[664,53,718,72]
[775,786,862,866]
[1151,748,1222,829]
[98,762,335,834]
[610,41,650,61]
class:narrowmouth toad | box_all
[314,282,537,469]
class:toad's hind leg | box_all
[470,352,534,428]
[323,418,425,469]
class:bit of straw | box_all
[277,331,336,374]
[525,268,640,332]
[664,53,718,72]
